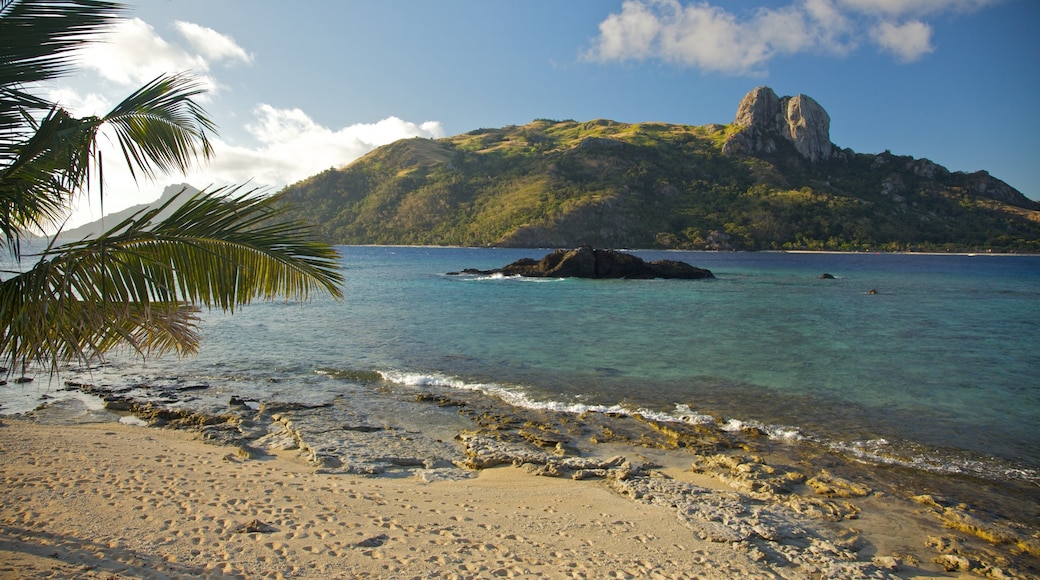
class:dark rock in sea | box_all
[259,401,332,413]
[819,273,836,279]
[228,396,252,409]
[342,424,386,433]
[416,393,467,407]
[445,268,489,276]
[101,395,133,412]
[452,246,714,280]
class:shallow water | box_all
[4,246,1039,484]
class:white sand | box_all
[0,418,992,579]
[0,419,781,579]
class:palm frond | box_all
[0,0,124,88]
[101,72,216,182]
[64,185,345,307]
[0,258,202,367]
[0,1,125,137]
[0,186,344,369]
[0,106,96,252]
[0,2,345,372]
[1,68,217,256]
[0,1,144,257]
[145,187,345,305]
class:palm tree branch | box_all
[7,184,341,339]
[0,3,344,371]
[100,72,216,182]
[0,106,97,251]
[0,257,202,366]
[0,1,125,138]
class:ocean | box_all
[4,246,1039,486]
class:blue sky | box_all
[53,0,1039,227]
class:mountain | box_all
[58,183,200,240]
[275,87,1040,252]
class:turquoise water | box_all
[5,246,1040,481]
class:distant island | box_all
[271,86,1038,252]
[74,88,1039,253]
[57,183,199,240]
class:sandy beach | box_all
[0,418,774,579]
[0,417,1010,580]
[0,407,1034,579]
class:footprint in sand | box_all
[262,541,290,557]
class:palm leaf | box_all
[0,1,125,246]
[0,1,125,153]
[0,0,124,86]
[0,2,345,372]
[0,106,94,252]
[0,72,217,255]
[0,71,218,252]
[100,72,216,182]
[2,4,216,254]
[0,263,202,367]
[0,186,344,369]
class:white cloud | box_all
[196,105,446,187]
[44,87,112,118]
[586,0,853,74]
[803,0,857,53]
[54,17,444,231]
[79,18,208,86]
[76,18,251,95]
[174,21,252,64]
[593,0,664,61]
[587,0,994,73]
[872,19,934,61]
[65,107,445,229]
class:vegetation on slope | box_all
[276,119,1040,252]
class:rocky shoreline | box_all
[16,377,1036,579]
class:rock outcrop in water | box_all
[723,86,835,163]
[449,246,714,280]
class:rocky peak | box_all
[733,86,783,130]
[724,86,834,163]
[784,94,832,162]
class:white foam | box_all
[464,273,563,283]
[719,417,803,441]
[119,415,148,426]
[377,370,804,441]
[470,273,516,281]
[636,404,715,425]
[70,390,107,411]
[719,418,744,432]
[378,370,628,414]
[829,439,1039,484]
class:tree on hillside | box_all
[0,0,343,374]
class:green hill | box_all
[275,90,1040,252]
